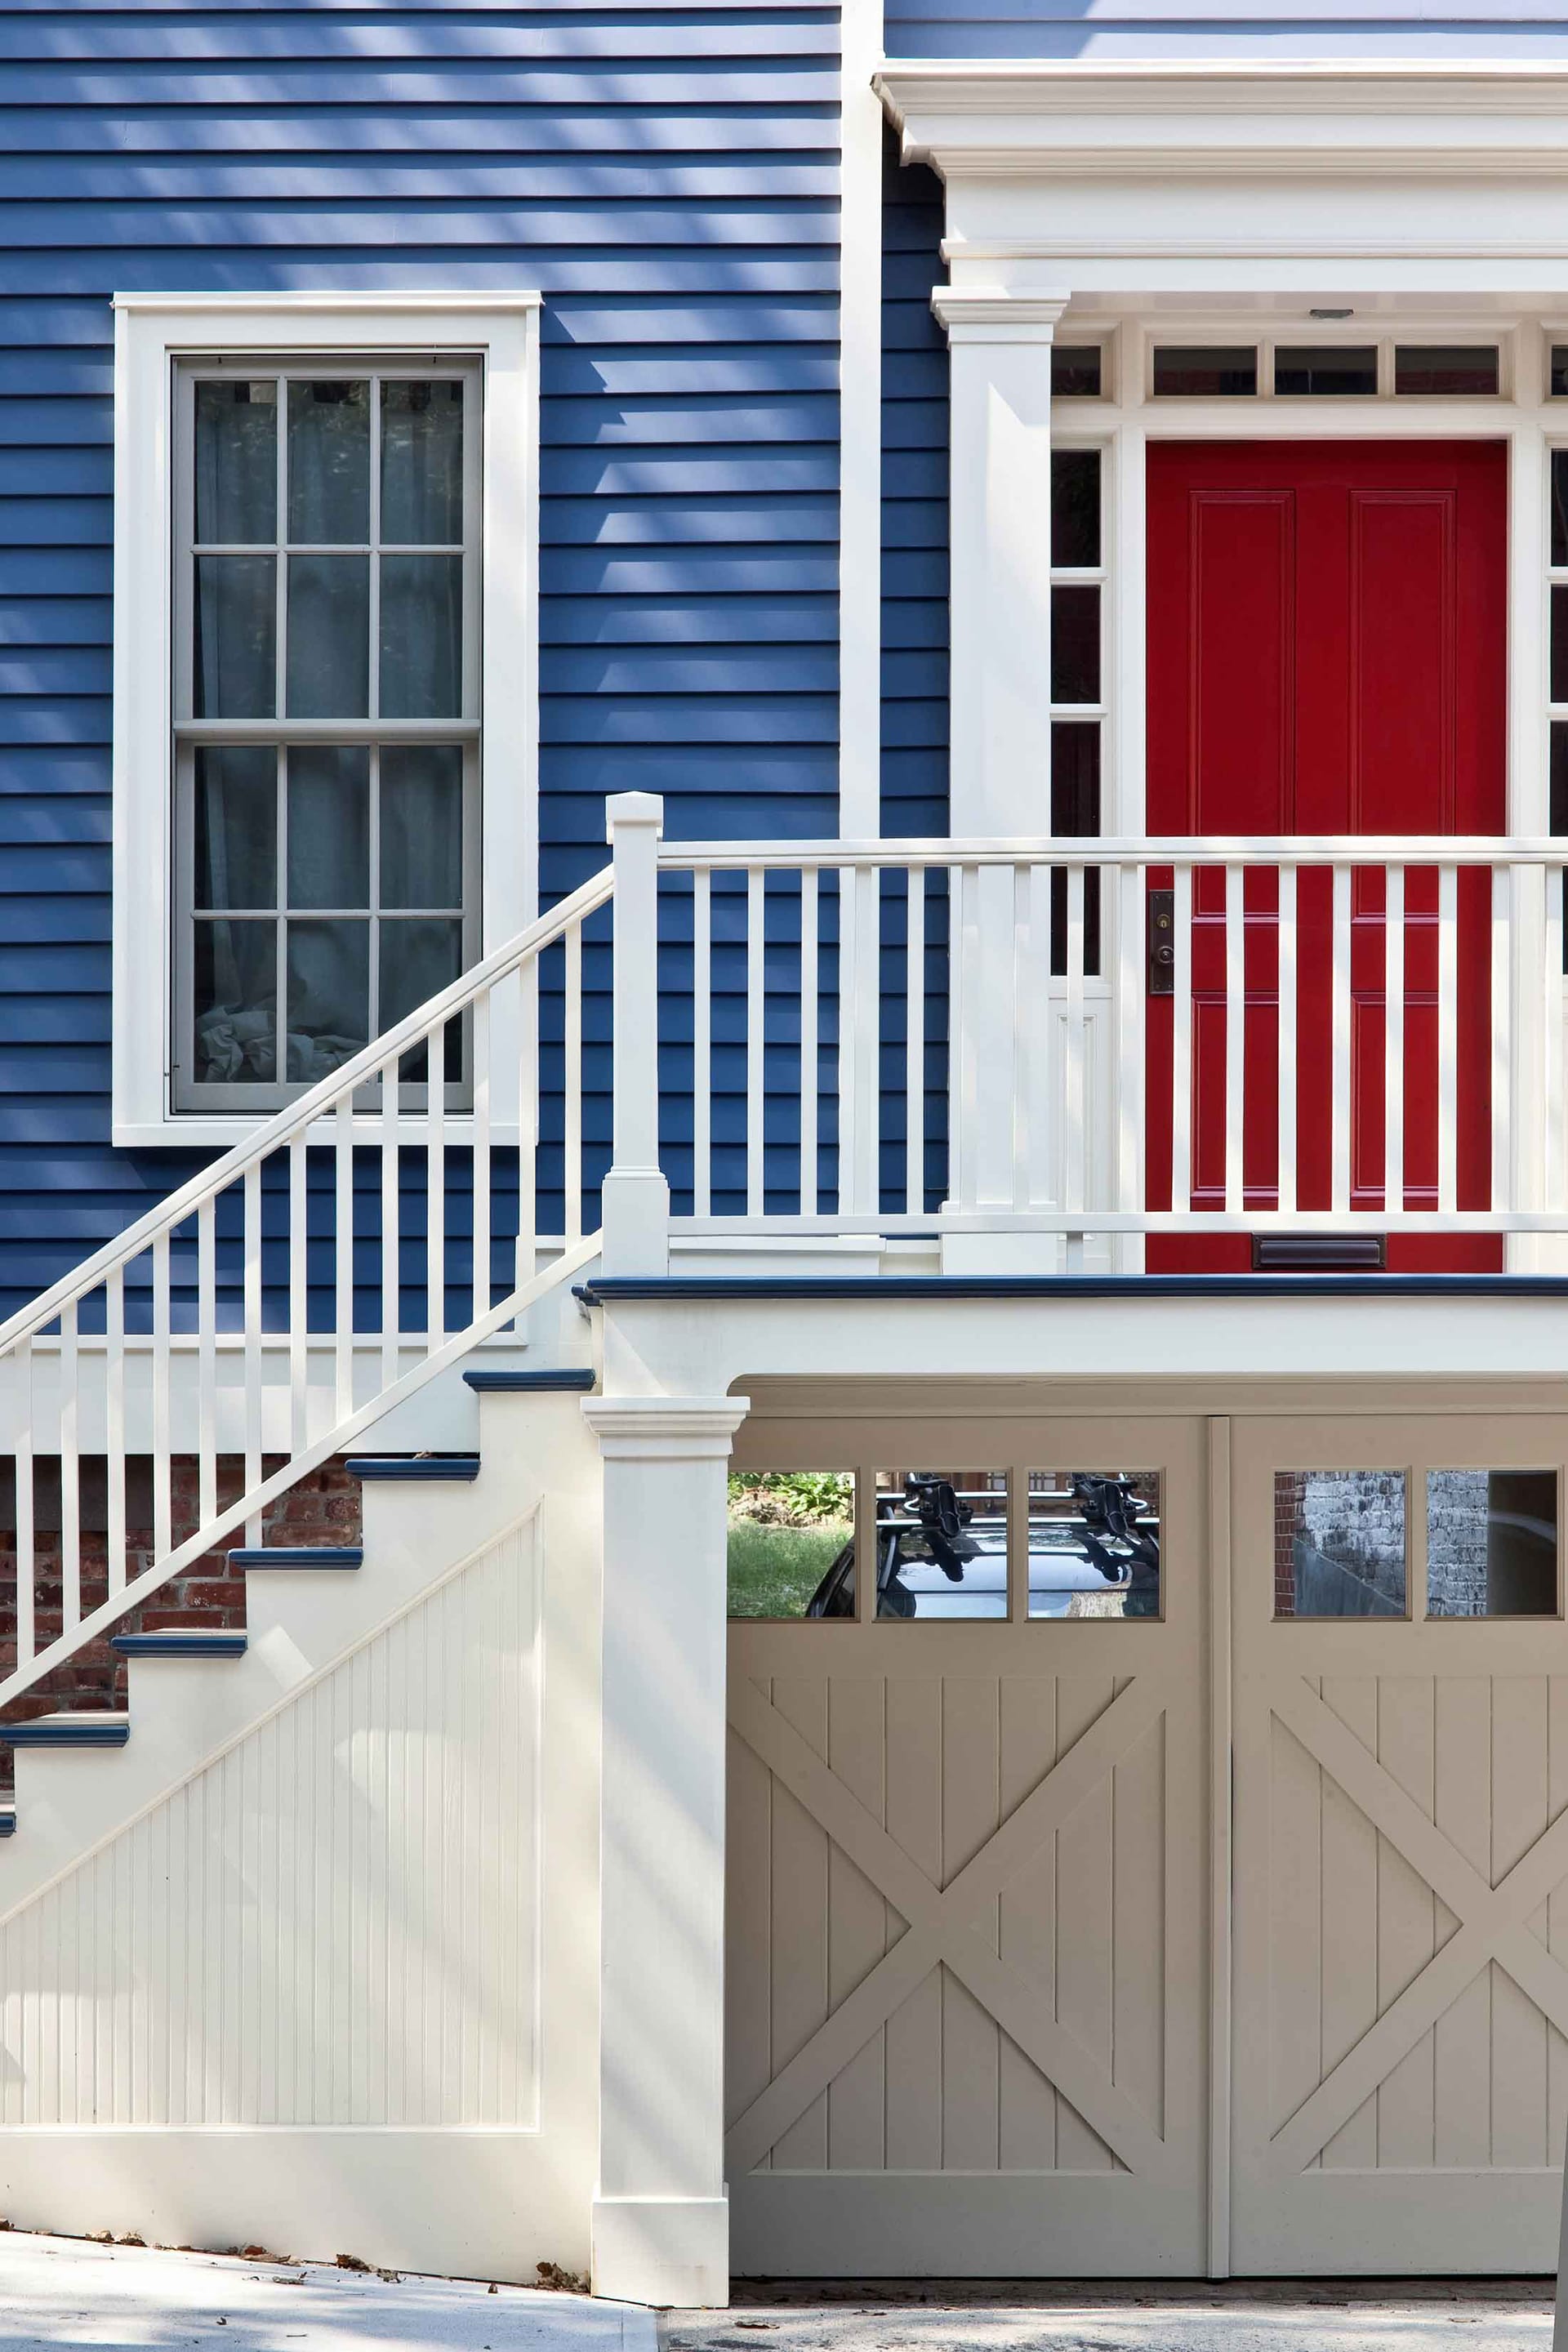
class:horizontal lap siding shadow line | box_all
[0,0,842,1312]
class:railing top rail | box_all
[0,865,614,1359]
[657,835,1568,871]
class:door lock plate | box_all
[1147,889,1175,995]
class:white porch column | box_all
[933,287,1070,1251]
[600,792,670,1277]
[582,1392,750,2309]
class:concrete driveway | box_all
[662,2281,1556,2352]
[0,2230,656,2351]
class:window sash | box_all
[170,354,483,1111]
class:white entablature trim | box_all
[875,61,1568,179]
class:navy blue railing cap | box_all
[576,1273,1568,1304]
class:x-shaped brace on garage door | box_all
[724,1673,1176,2183]
[1267,1677,1568,2176]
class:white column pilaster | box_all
[933,287,1069,1258]
[582,1392,750,2310]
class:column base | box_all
[591,2194,729,2308]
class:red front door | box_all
[1144,439,1508,1271]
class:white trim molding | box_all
[876,61,1568,178]
[581,1392,750,2309]
[838,0,884,837]
[110,291,541,1147]
[875,63,1568,301]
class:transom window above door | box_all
[172,358,481,1110]
[1148,338,1503,399]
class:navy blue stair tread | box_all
[2,1714,130,1748]
[229,1545,363,1569]
[463,1369,595,1393]
[112,1631,248,1658]
[346,1456,481,1481]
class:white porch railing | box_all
[649,834,1568,1236]
[0,844,617,1710]
[6,800,1568,1716]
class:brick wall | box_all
[0,1457,364,1794]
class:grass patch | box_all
[726,1517,852,1619]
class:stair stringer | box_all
[0,1389,604,2280]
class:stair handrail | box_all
[0,861,617,1711]
[0,864,613,1360]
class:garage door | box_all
[724,1414,1209,2277]
[1231,1414,1568,2274]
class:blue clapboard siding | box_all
[0,0,840,1311]
[884,0,1568,58]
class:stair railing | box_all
[0,817,635,1708]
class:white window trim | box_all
[111,290,541,1147]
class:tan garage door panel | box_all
[725,1416,1209,2278]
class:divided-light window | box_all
[172,359,482,1110]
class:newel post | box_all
[601,791,670,1276]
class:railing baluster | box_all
[797,868,816,1218]
[1224,861,1245,1216]
[58,1298,79,1639]
[105,1266,125,1596]
[954,862,978,1210]
[1492,864,1511,1215]
[427,1018,446,1348]
[1021,862,1052,1209]
[1548,863,1566,1215]
[1171,862,1193,1214]
[1383,865,1405,1219]
[288,1135,309,1455]
[14,1338,33,1670]
[746,866,765,1219]
[471,991,491,1323]
[151,1232,172,1563]
[835,865,858,1214]
[1064,861,1087,1217]
[1115,861,1145,1236]
[904,868,924,1218]
[1330,862,1352,1216]
[564,920,583,1243]
[517,959,538,1294]
[381,1053,401,1384]
[335,1098,354,1421]
[1277,864,1298,1216]
[243,1163,262,1546]
[1438,862,1459,1215]
[197,1199,218,1526]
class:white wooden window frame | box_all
[112,292,541,1147]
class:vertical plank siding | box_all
[0,0,840,1303]
[0,1515,541,2128]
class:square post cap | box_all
[606,791,665,840]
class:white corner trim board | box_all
[838,0,883,838]
[110,291,541,1147]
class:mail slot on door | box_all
[1147,887,1175,995]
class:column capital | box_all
[931,286,1072,345]
[582,1393,750,1459]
